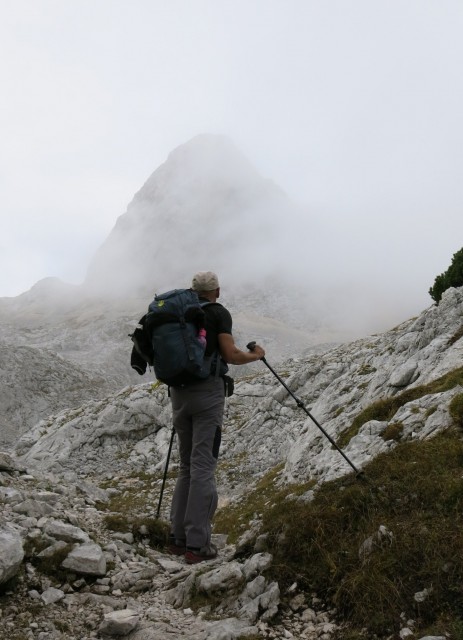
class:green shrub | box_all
[429,247,463,304]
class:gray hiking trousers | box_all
[169,376,225,549]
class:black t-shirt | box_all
[200,299,233,358]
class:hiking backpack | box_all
[129,314,155,375]
[130,288,225,385]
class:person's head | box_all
[191,271,220,300]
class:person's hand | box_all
[250,344,265,360]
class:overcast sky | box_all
[1,1,463,327]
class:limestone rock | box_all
[259,581,280,621]
[41,586,65,604]
[242,552,273,580]
[0,452,24,473]
[99,608,140,636]
[62,542,107,576]
[203,618,259,640]
[0,487,23,504]
[110,563,158,592]
[164,571,196,608]
[0,526,24,584]
[196,562,245,594]
[12,498,56,518]
[389,362,419,387]
[43,519,90,543]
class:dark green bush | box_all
[429,247,463,304]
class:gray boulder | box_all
[41,586,65,605]
[0,526,24,584]
[12,499,56,518]
[0,451,25,473]
[62,542,106,576]
[0,487,23,504]
[196,562,245,594]
[43,519,90,543]
[99,609,140,636]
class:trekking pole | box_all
[156,427,176,519]
[247,342,363,477]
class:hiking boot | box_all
[185,543,218,564]
[166,536,186,556]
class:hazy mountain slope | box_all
[0,136,345,443]
[0,341,112,449]
[0,281,335,447]
[14,286,463,493]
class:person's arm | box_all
[218,333,265,365]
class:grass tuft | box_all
[448,325,463,346]
[381,421,403,441]
[104,513,169,549]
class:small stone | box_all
[301,608,316,622]
[99,609,139,636]
[157,558,183,573]
[289,593,306,611]
[414,587,433,603]
[92,585,111,594]
[113,532,134,544]
[41,587,65,605]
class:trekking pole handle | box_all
[246,341,265,360]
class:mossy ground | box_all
[258,429,463,638]
[213,464,315,544]
[99,470,171,548]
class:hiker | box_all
[168,271,265,564]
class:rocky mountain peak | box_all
[84,134,303,298]
[135,134,266,201]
